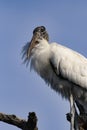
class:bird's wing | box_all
[50,43,87,89]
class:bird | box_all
[22,26,87,130]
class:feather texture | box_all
[50,43,87,89]
[22,38,87,113]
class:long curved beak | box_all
[27,33,39,59]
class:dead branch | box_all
[0,112,38,130]
[66,101,87,130]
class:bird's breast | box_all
[30,50,72,98]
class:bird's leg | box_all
[70,93,75,130]
[74,108,79,130]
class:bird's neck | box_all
[30,39,51,72]
[36,38,50,50]
[31,39,50,58]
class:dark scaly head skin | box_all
[33,26,49,41]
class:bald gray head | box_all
[27,26,49,58]
[33,26,49,41]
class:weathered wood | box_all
[0,112,38,130]
[66,102,87,130]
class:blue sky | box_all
[0,1,87,130]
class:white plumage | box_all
[30,38,87,108]
[22,26,87,129]
[50,43,87,89]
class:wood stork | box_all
[22,26,87,130]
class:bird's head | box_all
[27,26,49,58]
[22,26,49,64]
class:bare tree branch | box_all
[66,101,87,130]
[0,112,38,130]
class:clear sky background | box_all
[0,1,87,130]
